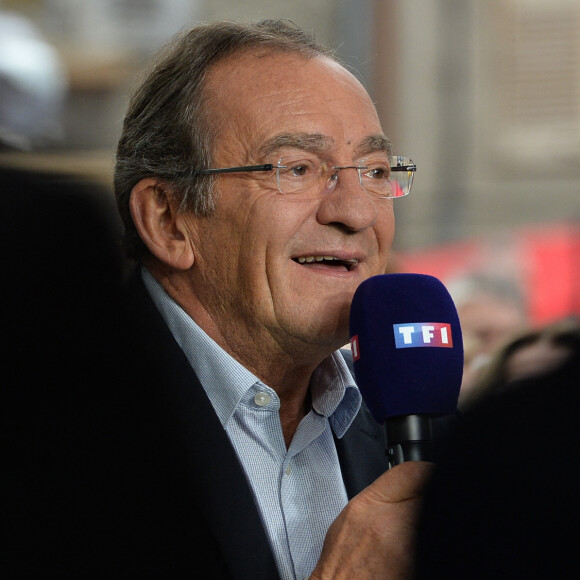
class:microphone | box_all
[349,274,463,467]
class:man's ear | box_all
[129,178,194,270]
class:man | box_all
[114,19,430,579]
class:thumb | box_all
[363,461,435,505]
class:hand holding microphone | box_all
[311,460,433,580]
[349,273,463,467]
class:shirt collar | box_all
[311,351,362,438]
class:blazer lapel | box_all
[335,402,389,498]
[336,349,389,498]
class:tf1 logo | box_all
[393,322,453,349]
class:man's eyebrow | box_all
[354,135,392,159]
[259,133,334,157]
[257,133,391,158]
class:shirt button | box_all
[285,465,292,476]
[254,392,272,407]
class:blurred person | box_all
[0,160,187,578]
[113,18,428,580]
[461,316,580,409]
[446,272,529,407]
[0,8,68,150]
[414,326,580,579]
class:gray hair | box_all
[114,19,335,260]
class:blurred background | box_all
[1,0,578,331]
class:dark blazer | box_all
[119,269,390,578]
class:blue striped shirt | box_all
[142,269,362,579]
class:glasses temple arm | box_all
[194,164,274,175]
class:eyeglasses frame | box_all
[192,158,416,196]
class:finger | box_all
[364,461,435,504]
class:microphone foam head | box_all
[349,273,463,422]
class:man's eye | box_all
[290,164,309,177]
[287,161,315,177]
[364,165,390,180]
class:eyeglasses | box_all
[193,155,416,199]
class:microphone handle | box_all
[386,414,435,467]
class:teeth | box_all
[298,256,328,263]
[297,256,358,265]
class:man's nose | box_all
[317,166,379,232]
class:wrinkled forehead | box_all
[205,49,373,109]
[203,50,385,160]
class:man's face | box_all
[182,51,396,358]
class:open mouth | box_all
[293,256,359,271]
